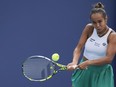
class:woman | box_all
[67,2,116,87]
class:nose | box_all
[96,23,100,27]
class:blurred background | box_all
[0,0,115,87]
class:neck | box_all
[97,26,109,37]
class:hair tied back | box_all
[94,2,104,9]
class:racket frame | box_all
[22,55,67,82]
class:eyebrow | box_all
[91,19,102,23]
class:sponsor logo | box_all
[102,43,106,46]
[90,38,95,42]
[94,42,100,47]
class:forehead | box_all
[91,13,104,21]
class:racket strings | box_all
[22,55,67,81]
[23,57,55,81]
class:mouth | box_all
[97,28,101,31]
[96,29,102,33]
[97,29,101,31]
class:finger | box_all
[67,66,73,70]
[85,66,88,69]
[72,65,78,69]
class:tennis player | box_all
[67,2,116,87]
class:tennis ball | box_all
[52,53,60,61]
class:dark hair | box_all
[90,2,107,19]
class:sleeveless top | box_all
[83,28,112,60]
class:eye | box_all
[92,21,96,24]
[98,20,102,23]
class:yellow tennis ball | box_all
[52,53,60,61]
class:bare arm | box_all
[72,30,87,64]
[88,32,116,65]
[78,32,116,69]
[67,24,93,70]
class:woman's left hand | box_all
[78,60,90,69]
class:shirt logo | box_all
[90,38,95,42]
[94,42,100,47]
[102,43,106,46]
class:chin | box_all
[97,29,101,31]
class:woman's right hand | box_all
[67,63,78,71]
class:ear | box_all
[105,15,108,23]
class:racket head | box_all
[22,55,55,81]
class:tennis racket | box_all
[22,55,69,82]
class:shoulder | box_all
[108,30,116,52]
[109,29,116,39]
[110,32,116,40]
[86,23,93,27]
[83,23,94,38]
[108,29,116,43]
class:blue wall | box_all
[0,0,115,87]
